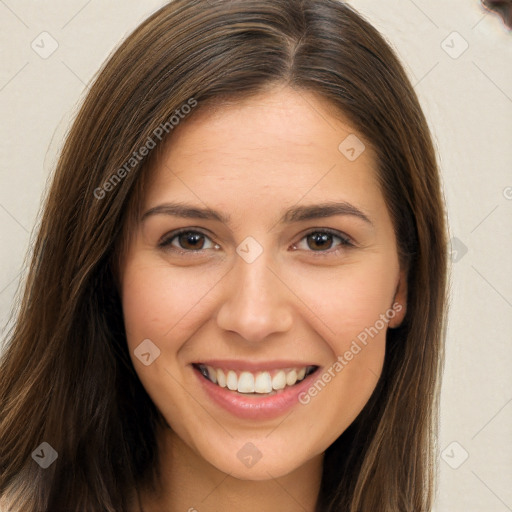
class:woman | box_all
[0,0,448,510]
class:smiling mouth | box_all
[193,363,319,395]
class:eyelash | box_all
[158,228,354,257]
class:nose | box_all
[215,251,294,343]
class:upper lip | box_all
[193,360,319,372]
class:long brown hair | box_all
[0,1,448,510]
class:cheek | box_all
[121,258,221,346]
[120,258,221,426]
[289,255,399,354]
[286,257,398,419]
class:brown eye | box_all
[306,232,335,251]
[177,232,206,250]
[293,229,353,256]
[159,230,218,253]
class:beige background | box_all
[1,1,511,510]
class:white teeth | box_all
[226,370,238,391]
[254,372,272,393]
[216,368,226,387]
[271,370,286,390]
[286,369,298,386]
[199,365,314,394]
[206,366,217,384]
[237,372,255,393]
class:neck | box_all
[138,425,323,512]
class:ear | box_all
[388,268,407,328]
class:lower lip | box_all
[193,366,320,420]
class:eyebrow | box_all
[141,201,373,226]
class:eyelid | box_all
[158,227,217,253]
[158,227,211,246]
[292,228,355,257]
[296,227,353,245]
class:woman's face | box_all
[119,86,407,480]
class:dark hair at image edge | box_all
[0,0,448,510]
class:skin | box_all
[119,85,407,512]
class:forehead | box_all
[142,87,383,225]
